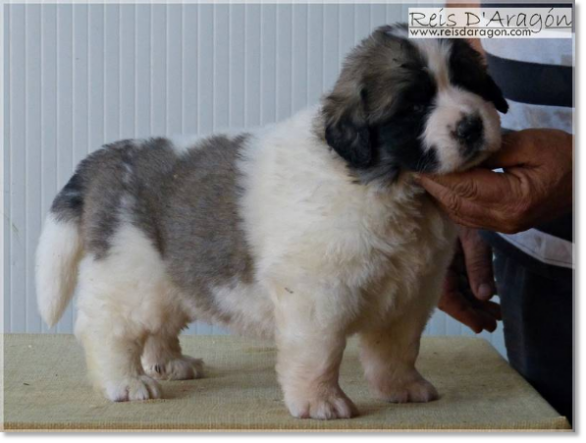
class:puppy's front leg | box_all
[274,291,358,420]
[359,309,438,403]
[359,259,451,404]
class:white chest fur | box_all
[228,107,457,338]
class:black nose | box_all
[456,115,484,146]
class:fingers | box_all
[459,228,496,301]
[417,170,524,231]
[438,290,499,334]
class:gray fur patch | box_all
[50,173,85,223]
[48,133,255,321]
[62,138,177,259]
[162,135,255,317]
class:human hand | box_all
[438,227,501,333]
[417,129,573,234]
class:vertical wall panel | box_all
[244,4,261,128]
[120,4,136,139]
[166,5,184,136]
[213,4,230,132]
[151,4,167,135]
[4,3,507,357]
[339,5,355,67]
[10,4,27,333]
[104,5,120,143]
[307,5,323,104]
[228,4,245,128]
[276,4,293,122]
[88,4,104,152]
[354,4,371,45]
[24,4,42,333]
[260,4,277,125]
[370,4,388,29]
[4,4,12,332]
[182,4,198,135]
[323,4,339,93]
[73,4,89,170]
[291,4,308,113]
[135,4,151,139]
[386,3,405,25]
[197,4,213,134]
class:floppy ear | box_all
[484,74,509,114]
[323,88,373,169]
[449,39,509,114]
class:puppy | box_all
[36,25,507,419]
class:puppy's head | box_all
[323,24,508,184]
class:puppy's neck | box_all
[308,104,424,200]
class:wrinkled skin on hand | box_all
[417,129,573,234]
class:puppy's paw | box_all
[286,391,359,420]
[378,377,438,403]
[104,375,162,402]
[144,355,204,381]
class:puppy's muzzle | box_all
[456,114,484,157]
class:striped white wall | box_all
[3,2,506,355]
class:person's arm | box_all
[417,129,573,234]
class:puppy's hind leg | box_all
[141,330,204,381]
[74,253,162,402]
[75,309,162,402]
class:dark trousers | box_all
[494,251,573,425]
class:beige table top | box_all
[2,334,571,432]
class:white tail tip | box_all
[35,214,83,327]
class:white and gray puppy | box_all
[36,25,508,419]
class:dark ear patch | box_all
[449,40,508,114]
[484,75,509,113]
[325,114,373,169]
[322,88,374,169]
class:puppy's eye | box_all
[412,105,424,113]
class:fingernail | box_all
[478,283,493,300]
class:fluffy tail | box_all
[36,174,85,327]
